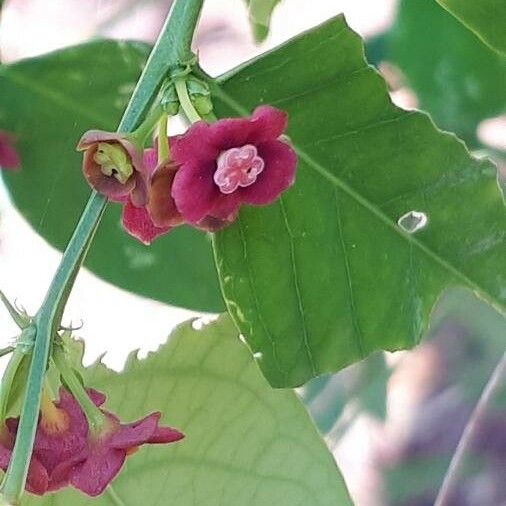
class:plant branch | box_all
[434,351,506,506]
[0,0,204,502]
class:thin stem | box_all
[0,348,14,360]
[175,78,202,123]
[0,0,205,502]
[157,113,169,163]
[434,351,506,506]
[52,352,105,431]
[130,104,164,146]
[107,485,127,506]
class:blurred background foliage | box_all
[0,0,504,504]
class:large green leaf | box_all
[212,16,505,387]
[26,315,351,505]
[435,0,506,55]
[388,0,506,146]
[0,41,223,312]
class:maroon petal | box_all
[196,213,238,232]
[77,130,143,172]
[240,140,297,205]
[0,443,49,496]
[87,388,107,407]
[108,413,160,449]
[172,161,220,223]
[209,117,253,150]
[0,131,20,170]
[69,446,126,497]
[148,162,184,228]
[171,122,219,163]
[122,200,171,245]
[248,106,288,144]
[82,146,135,202]
[148,426,185,444]
[25,457,50,496]
[208,192,242,221]
[130,170,149,208]
[143,147,158,176]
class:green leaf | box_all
[25,315,352,505]
[244,0,283,42]
[211,15,505,387]
[435,0,506,55]
[388,0,506,146]
[0,40,224,313]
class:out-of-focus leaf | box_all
[244,0,283,42]
[388,0,506,146]
[27,315,352,505]
[211,15,505,388]
[435,0,506,55]
[303,354,390,434]
[0,41,224,312]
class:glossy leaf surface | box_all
[0,41,223,312]
[26,316,351,505]
[212,16,505,387]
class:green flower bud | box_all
[160,81,180,116]
[187,76,214,116]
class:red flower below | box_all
[3,387,183,497]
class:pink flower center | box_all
[214,144,264,194]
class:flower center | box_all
[214,144,264,194]
[40,391,70,435]
[93,142,133,184]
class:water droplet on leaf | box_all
[397,210,428,233]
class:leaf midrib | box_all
[210,83,504,314]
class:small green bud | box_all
[187,76,214,116]
[160,81,180,116]
[93,143,133,184]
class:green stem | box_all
[157,113,169,163]
[52,352,105,432]
[130,104,164,147]
[175,78,202,123]
[0,0,204,502]
[0,348,14,360]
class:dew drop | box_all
[253,352,263,360]
[397,210,428,233]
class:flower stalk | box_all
[0,0,204,502]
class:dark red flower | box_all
[5,388,106,493]
[51,410,183,497]
[121,148,177,245]
[0,130,20,170]
[77,130,147,207]
[0,425,49,495]
[170,105,297,225]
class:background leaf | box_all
[0,40,224,313]
[387,0,506,146]
[244,0,282,42]
[211,15,505,387]
[26,315,352,506]
[435,0,506,55]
